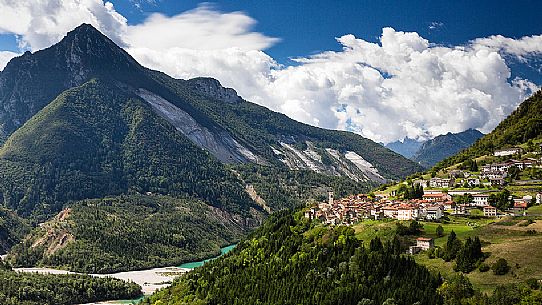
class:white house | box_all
[397,206,418,220]
[416,237,434,250]
[472,194,490,207]
[413,179,429,188]
[430,178,455,188]
[426,206,443,220]
[382,206,398,219]
[494,147,522,157]
[483,206,497,217]
[466,178,480,187]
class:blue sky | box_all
[0,0,540,143]
[100,0,542,82]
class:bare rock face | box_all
[187,78,242,104]
[136,88,261,164]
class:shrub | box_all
[492,258,510,275]
[436,225,444,237]
[526,278,540,290]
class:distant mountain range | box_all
[386,129,484,168]
[384,138,423,159]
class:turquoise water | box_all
[179,244,236,269]
[114,245,236,304]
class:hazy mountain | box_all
[385,138,424,158]
[411,129,484,168]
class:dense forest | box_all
[0,261,141,305]
[143,211,443,305]
[0,207,30,253]
[434,90,542,170]
[143,211,542,305]
[8,195,250,273]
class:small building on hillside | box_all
[413,179,429,188]
[472,194,490,207]
[430,178,456,188]
[449,170,465,178]
[494,147,523,157]
[453,204,469,215]
[422,193,452,202]
[416,237,434,250]
[382,206,398,219]
[537,193,542,205]
[513,199,528,212]
[489,177,506,186]
[466,178,481,187]
[443,200,455,210]
[483,206,497,217]
[397,206,418,220]
[425,206,443,220]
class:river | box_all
[15,244,237,305]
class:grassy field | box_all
[419,216,493,247]
[416,217,542,293]
[352,215,542,293]
[352,219,397,245]
[527,205,542,214]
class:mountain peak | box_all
[70,23,102,35]
[0,24,143,140]
[49,23,143,81]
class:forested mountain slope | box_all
[0,24,422,268]
[9,195,249,273]
[0,79,254,219]
[0,208,29,254]
[143,211,443,305]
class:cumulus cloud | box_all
[472,34,542,58]
[0,50,19,70]
[0,1,539,143]
[0,0,127,50]
[129,26,539,143]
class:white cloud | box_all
[428,21,444,31]
[129,27,539,143]
[0,1,539,144]
[0,50,19,70]
[125,4,278,51]
[0,0,127,50]
[472,34,542,58]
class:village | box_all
[305,146,542,227]
[304,190,541,226]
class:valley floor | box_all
[15,266,190,295]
